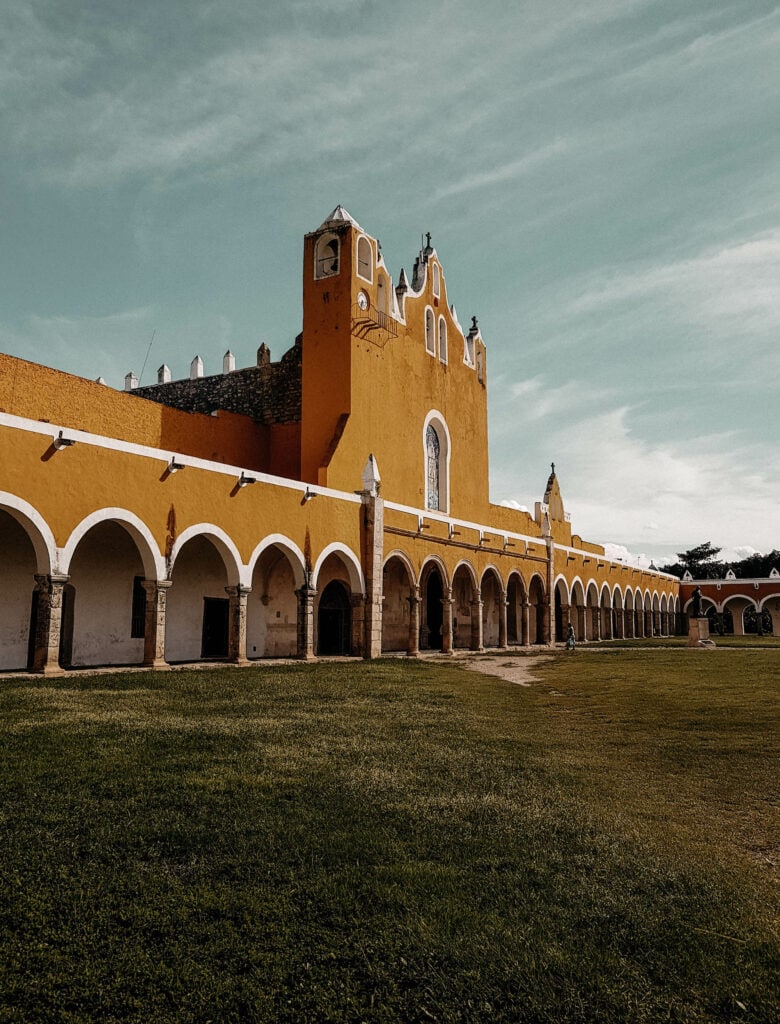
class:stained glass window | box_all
[426,424,440,511]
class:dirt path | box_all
[458,654,549,687]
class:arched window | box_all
[464,335,475,367]
[314,233,340,279]
[432,262,441,298]
[438,317,447,363]
[426,425,441,511]
[477,347,484,383]
[356,235,372,282]
[425,308,435,355]
[423,412,450,513]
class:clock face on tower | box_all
[357,291,369,311]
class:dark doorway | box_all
[318,580,351,655]
[202,597,229,659]
[59,584,75,669]
[425,569,443,650]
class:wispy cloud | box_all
[432,140,570,201]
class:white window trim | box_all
[424,306,436,356]
[355,234,373,284]
[314,232,340,280]
[422,410,451,515]
[438,315,448,364]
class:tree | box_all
[661,541,723,579]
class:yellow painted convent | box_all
[0,207,680,674]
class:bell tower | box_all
[300,206,363,485]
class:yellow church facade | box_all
[0,207,680,674]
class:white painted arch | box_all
[383,549,417,587]
[312,542,365,595]
[60,507,166,581]
[248,534,307,590]
[0,491,57,575]
[481,563,505,592]
[168,523,245,587]
[419,553,451,591]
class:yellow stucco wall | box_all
[0,353,270,471]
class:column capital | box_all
[142,578,173,593]
[225,584,252,598]
[34,573,70,589]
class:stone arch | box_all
[599,583,613,640]
[611,585,625,639]
[554,576,571,644]
[382,552,416,653]
[624,587,635,638]
[0,497,58,671]
[62,516,160,668]
[480,565,504,649]
[569,578,586,641]
[314,546,364,656]
[452,560,478,649]
[641,589,653,637]
[720,593,758,637]
[167,532,240,663]
[633,588,645,638]
[660,594,669,636]
[528,572,547,645]
[248,535,306,590]
[585,581,600,640]
[247,536,306,658]
[0,492,57,575]
[61,507,164,582]
[420,556,450,652]
[169,524,244,587]
[312,542,365,596]
[506,571,527,645]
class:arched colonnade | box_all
[0,495,682,674]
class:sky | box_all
[2,0,778,567]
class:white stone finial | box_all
[361,454,381,496]
[190,355,204,380]
[95,376,107,385]
[124,372,138,391]
[158,364,171,384]
[223,350,235,374]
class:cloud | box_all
[432,139,569,201]
[543,405,780,555]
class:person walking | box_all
[565,623,576,651]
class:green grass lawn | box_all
[1,652,778,1023]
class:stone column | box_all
[31,574,69,676]
[441,587,454,654]
[141,580,172,668]
[360,457,384,660]
[539,603,551,645]
[559,603,570,644]
[351,594,365,656]
[767,601,780,638]
[614,609,624,639]
[226,585,251,664]
[576,605,586,642]
[498,596,509,650]
[296,584,317,660]
[407,588,420,657]
[591,606,600,641]
[654,611,661,636]
[470,598,484,651]
[522,600,531,646]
